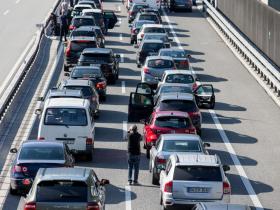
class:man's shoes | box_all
[133,181,139,185]
[128,180,132,185]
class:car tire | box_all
[146,148,150,159]
[152,168,159,185]
[9,186,17,195]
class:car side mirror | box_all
[37,96,44,101]
[10,148,18,153]
[195,78,200,81]
[35,109,42,115]
[100,179,110,186]
[64,72,70,77]
[223,165,230,172]
[203,142,210,147]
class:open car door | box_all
[103,10,118,29]
[128,83,154,122]
[193,84,215,109]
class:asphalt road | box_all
[2,0,280,210]
[0,0,57,87]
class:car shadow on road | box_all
[197,73,228,82]
[94,126,123,142]
[201,127,258,144]
[106,184,137,204]
[215,102,247,111]
[103,94,129,105]
[122,77,141,87]
[189,57,205,63]
[202,112,242,124]
[208,149,258,166]
[166,8,203,19]
[109,31,130,38]
[120,67,141,77]
[106,40,131,47]
[97,109,127,123]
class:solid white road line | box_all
[125,185,132,210]
[15,0,21,4]
[120,33,123,41]
[3,10,9,16]
[122,81,126,93]
[123,121,128,140]
[120,54,124,63]
[162,8,263,210]
[118,5,121,12]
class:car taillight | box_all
[22,178,31,185]
[86,138,93,145]
[223,182,231,194]
[69,25,75,30]
[13,165,28,173]
[37,137,45,140]
[24,202,36,210]
[141,33,144,38]
[192,82,198,90]
[65,46,71,57]
[143,67,150,74]
[156,156,166,164]
[164,181,173,193]
[96,81,106,89]
[187,128,196,134]
[146,128,158,142]
[87,202,100,210]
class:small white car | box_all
[137,24,167,45]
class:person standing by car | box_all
[59,12,68,42]
[127,125,142,185]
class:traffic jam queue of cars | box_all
[8,0,251,210]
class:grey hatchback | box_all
[24,167,109,210]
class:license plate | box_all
[64,140,74,144]
[188,187,209,193]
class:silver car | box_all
[141,56,176,88]
[159,154,231,209]
[193,203,252,210]
[24,167,109,210]
[149,134,210,185]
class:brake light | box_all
[13,165,28,173]
[156,156,166,164]
[87,202,100,210]
[24,202,36,210]
[96,81,106,89]
[223,182,231,194]
[65,44,71,57]
[143,67,150,74]
[146,128,158,142]
[192,82,198,90]
[69,25,75,30]
[37,137,45,140]
[164,181,173,193]
[22,178,31,185]
[141,33,144,38]
[86,138,93,145]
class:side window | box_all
[155,137,161,149]
[165,160,172,175]
[148,114,153,125]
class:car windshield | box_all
[73,18,94,27]
[139,14,158,22]
[71,30,95,37]
[162,140,201,152]
[144,34,167,41]
[71,41,97,52]
[160,86,192,94]
[81,53,113,63]
[71,68,101,78]
[145,27,165,33]
[159,100,197,112]
[19,146,64,160]
[165,74,194,84]
[148,59,173,68]
[160,50,186,58]
[142,43,164,52]
[155,116,191,128]
[63,86,93,97]
[44,108,88,126]
[174,166,222,181]
[37,181,87,202]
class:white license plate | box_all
[188,187,209,193]
[64,140,74,144]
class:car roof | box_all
[132,2,149,6]
[82,48,112,54]
[161,134,201,141]
[48,89,83,98]
[70,36,96,41]
[142,39,164,44]
[37,168,91,182]
[164,70,193,75]
[144,33,167,36]
[154,111,190,118]
[73,26,95,31]
[174,154,220,166]
[159,92,194,101]
[199,203,251,210]
[139,12,157,15]
[146,55,173,60]
[22,140,64,148]
[143,24,164,28]
[74,4,92,9]
[45,97,90,108]
[73,15,94,19]
[61,79,93,86]
[82,8,102,13]
[160,83,193,88]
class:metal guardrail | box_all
[0,0,61,121]
[203,0,280,97]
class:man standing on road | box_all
[59,12,68,42]
[127,125,142,185]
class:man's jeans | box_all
[128,154,140,182]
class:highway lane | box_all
[3,1,280,210]
[0,0,57,89]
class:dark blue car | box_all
[9,141,74,195]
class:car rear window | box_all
[142,43,164,52]
[19,146,64,160]
[36,180,87,202]
[71,30,95,37]
[155,116,191,128]
[160,86,192,94]
[44,108,88,126]
[73,18,94,27]
[145,27,165,33]
[162,140,201,152]
[72,68,101,78]
[160,51,186,58]
[165,74,194,84]
[139,14,158,22]
[81,53,113,63]
[64,86,93,97]
[144,35,167,42]
[71,41,97,52]
[159,100,197,112]
[148,59,174,68]
[174,166,222,181]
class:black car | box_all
[136,39,166,67]
[78,48,120,84]
[66,66,107,101]
[128,3,149,23]
[168,0,193,12]
[9,141,74,195]
[64,36,98,72]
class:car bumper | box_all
[174,3,192,9]
[96,88,106,97]
[10,177,33,192]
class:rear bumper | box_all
[10,177,32,193]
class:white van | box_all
[37,97,95,160]
[128,0,161,10]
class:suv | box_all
[24,168,109,210]
[78,48,120,84]
[82,9,106,34]
[64,36,98,72]
[160,154,231,210]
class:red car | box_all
[142,111,196,158]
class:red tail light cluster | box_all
[143,67,150,74]
[24,202,36,210]
[86,138,93,145]
[164,181,173,193]
[87,202,100,210]
[65,43,71,57]
[187,128,196,134]
[156,156,166,164]
[37,137,45,140]
[69,25,75,30]
[96,81,106,89]
[13,165,28,173]
[146,128,158,143]
[223,182,231,194]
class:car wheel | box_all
[152,168,159,185]
[9,186,17,195]
[146,148,150,159]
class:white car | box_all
[37,97,95,160]
[159,154,231,209]
[137,24,167,45]
[127,0,161,10]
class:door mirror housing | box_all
[10,148,18,153]
[203,142,211,147]
[223,165,230,172]
[35,109,42,115]
[37,96,44,101]
[100,179,110,186]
